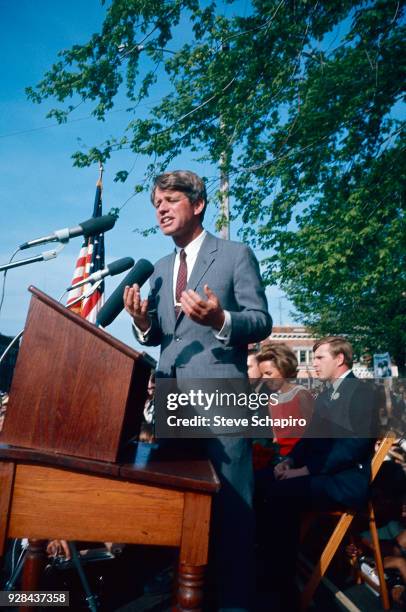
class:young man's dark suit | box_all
[256,371,378,604]
[286,371,378,508]
[136,231,272,611]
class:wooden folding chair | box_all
[299,433,395,611]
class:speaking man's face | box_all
[313,343,344,381]
[153,187,204,244]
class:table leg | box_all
[177,564,205,611]
[20,539,47,612]
[0,461,15,557]
[176,492,212,611]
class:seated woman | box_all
[255,336,378,611]
[256,343,313,457]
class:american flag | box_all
[66,177,105,322]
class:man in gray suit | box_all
[124,170,272,611]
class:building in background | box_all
[266,326,316,379]
[252,326,397,379]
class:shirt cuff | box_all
[214,310,231,341]
[132,321,151,343]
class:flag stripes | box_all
[66,182,105,322]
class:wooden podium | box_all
[0,287,152,462]
[0,288,220,611]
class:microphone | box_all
[96,259,154,327]
[19,214,117,250]
[0,249,59,272]
[66,257,135,291]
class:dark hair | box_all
[256,343,298,378]
[313,336,353,368]
[151,170,207,220]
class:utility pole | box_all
[219,140,230,240]
[278,296,283,326]
[219,42,230,240]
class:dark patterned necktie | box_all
[175,249,187,316]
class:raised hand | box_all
[123,283,150,331]
[180,284,225,330]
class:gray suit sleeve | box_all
[226,245,272,346]
[131,274,162,347]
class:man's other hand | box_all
[180,284,225,330]
[124,283,150,331]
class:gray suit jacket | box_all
[136,231,272,378]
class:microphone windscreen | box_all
[96,259,154,327]
[107,257,135,276]
[80,214,116,237]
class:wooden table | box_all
[0,444,220,611]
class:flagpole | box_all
[98,161,104,188]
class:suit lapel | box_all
[331,371,354,406]
[175,232,218,328]
[186,232,218,292]
[317,371,355,432]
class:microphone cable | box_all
[0,248,19,318]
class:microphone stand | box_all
[4,541,100,611]
[64,280,103,310]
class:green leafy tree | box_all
[27,0,406,371]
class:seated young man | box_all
[255,336,379,611]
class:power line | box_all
[0,98,163,140]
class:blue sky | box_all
[0,0,296,359]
